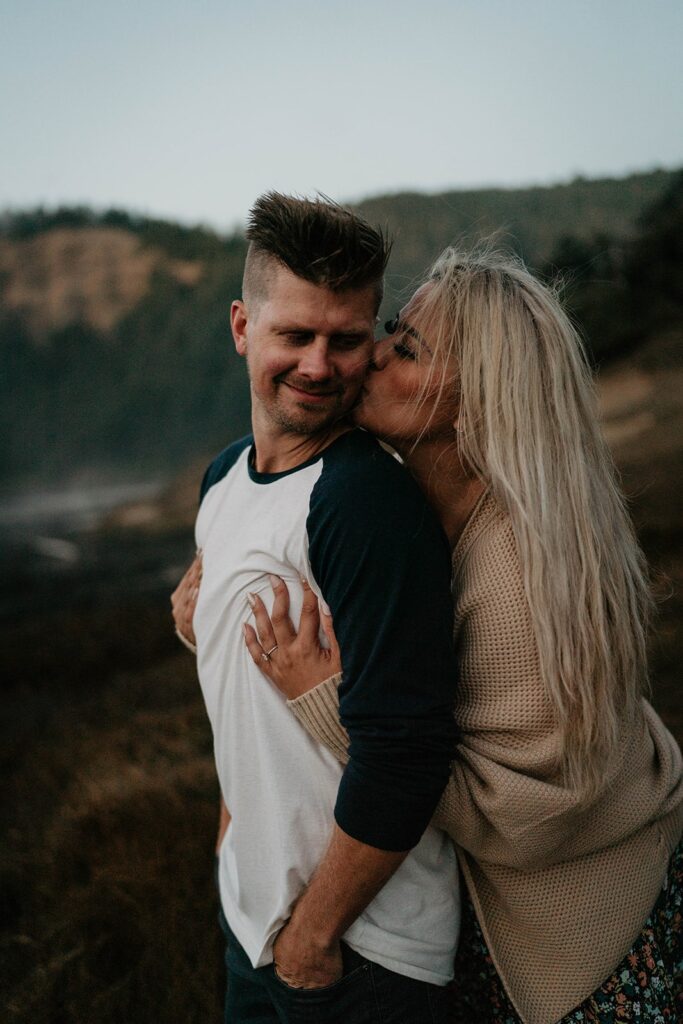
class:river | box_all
[0,478,194,624]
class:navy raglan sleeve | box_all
[306,435,458,851]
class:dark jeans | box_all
[218,905,450,1024]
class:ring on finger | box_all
[261,644,279,662]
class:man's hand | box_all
[273,920,343,989]
[271,823,408,989]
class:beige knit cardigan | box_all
[289,491,683,1024]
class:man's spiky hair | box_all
[243,192,390,310]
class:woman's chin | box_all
[351,408,390,445]
[350,402,371,431]
[352,409,380,436]
[351,399,400,447]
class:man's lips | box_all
[281,381,341,403]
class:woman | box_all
[174,247,682,1024]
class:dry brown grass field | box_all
[1,602,224,1022]
[1,340,681,1024]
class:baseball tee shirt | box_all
[194,429,460,985]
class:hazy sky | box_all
[3,0,682,230]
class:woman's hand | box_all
[243,576,342,700]
[171,552,202,653]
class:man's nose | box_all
[370,337,393,371]
[298,340,333,380]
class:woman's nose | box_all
[371,336,393,371]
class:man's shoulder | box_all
[315,430,427,509]
[310,429,445,545]
[199,434,253,505]
[319,430,408,487]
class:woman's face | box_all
[354,287,459,449]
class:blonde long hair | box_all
[418,247,651,795]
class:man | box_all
[188,193,459,1022]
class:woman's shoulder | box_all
[451,487,543,687]
[452,492,556,747]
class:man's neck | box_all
[250,418,352,474]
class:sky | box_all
[3,0,682,231]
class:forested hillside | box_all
[0,168,679,487]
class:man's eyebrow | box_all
[331,328,372,339]
[272,323,314,333]
[272,324,371,338]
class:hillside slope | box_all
[0,168,678,487]
[358,169,674,294]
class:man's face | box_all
[231,264,376,438]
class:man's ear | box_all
[231,300,248,356]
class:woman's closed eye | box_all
[384,314,418,359]
[393,340,417,360]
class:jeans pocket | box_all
[270,947,375,1023]
[272,961,369,997]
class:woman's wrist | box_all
[175,626,197,655]
[287,672,342,707]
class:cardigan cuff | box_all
[288,674,349,764]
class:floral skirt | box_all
[450,840,682,1023]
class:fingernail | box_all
[247,592,256,608]
[320,599,331,616]
[242,622,249,636]
[192,587,199,600]
[269,574,281,590]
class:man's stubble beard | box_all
[251,381,353,438]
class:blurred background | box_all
[1,1,682,1020]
